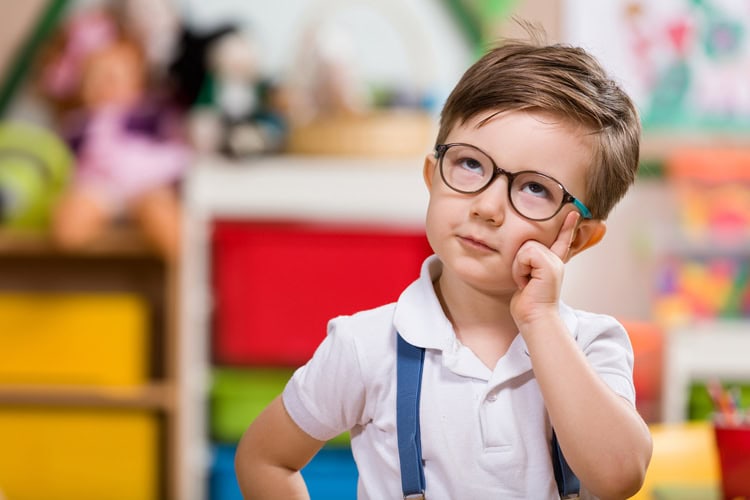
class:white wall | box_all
[562,179,673,321]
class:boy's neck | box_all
[434,274,519,369]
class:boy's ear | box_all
[566,219,607,261]
[423,153,437,189]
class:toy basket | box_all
[284,1,438,158]
[286,110,435,158]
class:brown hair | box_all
[436,38,641,220]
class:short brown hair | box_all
[436,38,641,219]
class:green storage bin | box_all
[210,368,350,445]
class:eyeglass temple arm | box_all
[570,197,592,219]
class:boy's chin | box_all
[447,262,516,296]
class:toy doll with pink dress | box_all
[39,7,189,261]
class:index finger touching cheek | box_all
[549,211,580,262]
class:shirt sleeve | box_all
[577,313,637,405]
[282,316,367,441]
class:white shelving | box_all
[662,321,750,423]
[179,155,428,500]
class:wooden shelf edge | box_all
[0,382,175,410]
[0,226,161,258]
[641,132,750,163]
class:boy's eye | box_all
[457,156,486,175]
[519,181,550,198]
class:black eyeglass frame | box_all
[434,143,593,222]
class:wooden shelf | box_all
[641,131,750,163]
[0,226,159,257]
[0,382,175,410]
[0,223,180,498]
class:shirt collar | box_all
[393,255,580,381]
[393,255,454,351]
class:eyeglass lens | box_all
[440,144,567,221]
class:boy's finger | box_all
[511,242,534,289]
[549,211,580,261]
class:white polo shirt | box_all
[283,256,635,499]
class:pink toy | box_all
[41,11,189,261]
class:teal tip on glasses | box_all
[572,198,592,219]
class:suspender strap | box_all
[396,331,580,499]
[396,333,426,499]
[552,431,581,498]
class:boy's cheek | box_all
[537,217,570,251]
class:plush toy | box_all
[0,122,72,231]
[187,29,287,158]
[163,25,231,110]
[37,8,119,116]
[40,9,189,261]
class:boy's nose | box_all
[470,176,509,225]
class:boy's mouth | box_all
[458,235,497,252]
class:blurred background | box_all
[0,0,748,499]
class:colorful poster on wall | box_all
[565,0,750,132]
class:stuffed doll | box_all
[37,8,119,116]
[40,10,189,262]
[114,0,232,111]
[187,29,287,158]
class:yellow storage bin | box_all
[0,408,159,500]
[0,293,149,386]
[631,421,720,499]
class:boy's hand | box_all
[510,211,580,330]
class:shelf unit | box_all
[640,131,750,164]
[662,321,750,423]
[180,155,429,500]
[653,147,750,423]
[0,227,181,499]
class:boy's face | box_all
[423,109,601,297]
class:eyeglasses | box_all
[435,143,593,221]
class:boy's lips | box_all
[458,234,497,252]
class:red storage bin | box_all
[212,220,433,366]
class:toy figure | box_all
[41,10,189,261]
[188,29,287,158]
[38,8,119,116]
[291,24,369,122]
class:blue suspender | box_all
[396,333,580,499]
[396,333,427,499]
[552,430,581,498]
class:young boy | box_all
[235,37,652,499]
